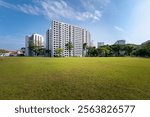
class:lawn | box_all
[0,57,150,100]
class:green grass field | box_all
[0,57,150,100]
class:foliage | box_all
[135,44,150,57]
[110,45,124,56]
[83,43,88,56]
[124,45,134,56]
[97,45,111,57]
[28,40,44,56]
[0,49,8,53]
[65,42,73,56]
[87,47,98,57]
[55,48,64,57]
[87,43,150,57]
[83,43,88,50]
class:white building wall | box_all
[86,31,91,47]
[63,23,70,57]
[47,20,91,57]
[82,29,91,46]
[73,26,83,57]
[69,25,74,56]
[51,21,63,57]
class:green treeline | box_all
[86,42,150,57]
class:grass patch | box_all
[0,57,150,100]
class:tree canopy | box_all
[55,48,64,57]
[86,42,150,57]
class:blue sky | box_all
[0,0,150,50]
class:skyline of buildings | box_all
[23,20,139,57]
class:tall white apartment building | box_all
[46,20,91,57]
[25,33,44,56]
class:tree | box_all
[32,46,40,56]
[87,47,98,57]
[28,40,43,56]
[124,45,134,56]
[38,48,45,56]
[83,43,87,50]
[65,42,73,56]
[83,43,88,56]
[111,45,122,56]
[97,46,111,57]
[55,48,64,57]
[0,49,8,53]
[135,42,150,57]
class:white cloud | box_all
[0,0,40,15]
[0,0,16,9]
[80,0,110,10]
[17,4,40,15]
[39,0,75,19]
[114,26,125,32]
[0,0,111,22]
[78,0,110,21]
[34,0,103,21]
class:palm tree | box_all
[65,42,73,56]
[83,43,88,56]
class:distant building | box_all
[9,51,17,56]
[17,48,25,56]
[21,47,26,55]
[114,40,126,45]
[97,42,104,48]
[25,33,44,56]
[46,20,91,57]
[0,53,10,56]
[0,50,18,56]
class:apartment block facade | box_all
[46,20,91,57]
[25,33,44,56]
